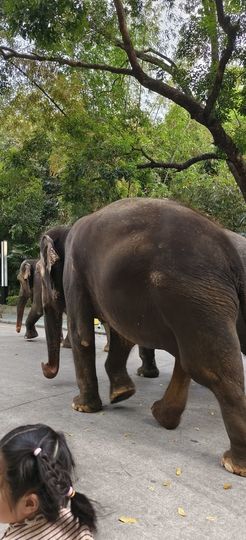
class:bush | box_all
[6,295,19,306]
[6,295,31,306]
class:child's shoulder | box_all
[79,524,95,539]
[60,508,94,539]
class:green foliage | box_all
[2,0,86,52]
[170,167,246,232]
[6,295,19,306]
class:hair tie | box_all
[33,447,42,457]
[66,486,76,498]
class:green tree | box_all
[0,1,246,200]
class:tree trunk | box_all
[208,120,246,201]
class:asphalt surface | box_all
[0,312,246,539]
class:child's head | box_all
[0,424,96,530]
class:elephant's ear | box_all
[17,261,31,283]
[39,235,60,304]
[40,235,59,274]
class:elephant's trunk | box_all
[16,293,29,332]
[41,305,62,378]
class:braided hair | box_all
[0,424,96,531]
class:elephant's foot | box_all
[151,399,182,429]
[137,363,159,378]
[221,450,246,477]
[61,335,71,348]
[41,362,58,379]
[72,394,102,413]
[25,328,38,340]
[110,383,136,404]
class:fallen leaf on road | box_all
[223,483,232,490]
[176,468,182,476]
[162,480,171,487]
[206,516,217,521]
[148,485,155,491]
[178,507,186,517]
[119,516,138,524]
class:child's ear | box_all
[23,493,39,517]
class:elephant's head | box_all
[39,226,70,379]
[16,260,36,333]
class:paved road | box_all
[0,322,246,539]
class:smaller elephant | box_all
[16,259,43,340]
[16,258,70,346]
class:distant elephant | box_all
[16,259,43,339]
[16,251,71,346]
[39,198,246,476]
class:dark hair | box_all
[0,424,96,531]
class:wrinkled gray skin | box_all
[16,256,70,346]
[16,259,43,339]
[40,198,246,476]
[139,230,246,378]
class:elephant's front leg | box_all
[137,347,159,378]
[71,317,102,413]
[105,329,135,404]
[42,305,62,378]
[152,356,191,429]
[25,305,42,339]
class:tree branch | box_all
[0,41,202,120]
[137,152,222,171]
[142,48,176,68]
[0,46,133,76]
[115,39,192,95]
[113,0,143,77]
[113,1,202,118]
[204,0,239,118]
[115,39,173,74]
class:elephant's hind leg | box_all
[151,356,191,429]
[137,347,159,378]
[105,329,135,404]
[180,323,246,476]
[214,360,246,477]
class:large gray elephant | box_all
[16,259,43,339]
[39,198,246,476]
